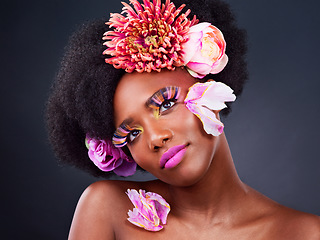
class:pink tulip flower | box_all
[127,189,170,231]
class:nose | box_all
[147,123,173,151]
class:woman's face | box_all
[113,68,219,186]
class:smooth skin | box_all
[69,68,320,240]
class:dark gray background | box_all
[1,0,319,239]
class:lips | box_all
[160,144,188,169]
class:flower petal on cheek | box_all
[184,81,236,136]
[184,83,209,102]
[195,81,236,110]
[186,103,224,136]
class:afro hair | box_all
[46,0,248,178]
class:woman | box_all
[46,0,320,239]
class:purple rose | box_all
[85,136,136,176]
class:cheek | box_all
[127,144,147,169]
[127,138,155,172]
[177,104,208,138]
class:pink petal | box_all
[96,158,123,171]
[186,62,212,76]
[127,189,144,211]
[147,192,170,224]
[85,137,136,176]
[184,81,236,136]
[183,22,228,78]
[137,191,159,224]
[184,82,209,102]
[88,139,99,150]
[188,45,218,66]
[188,22,211,33]
[88,149,106,163]
[113,160,137,176]
[186,68,206,79]
[185,103,224,136]
[126,189,170,231]
[195,81,236,110]
[181,31,203,64]
[127,190,157,224]
[127,208,163,231]
[210,54,229,74]
[143,200,161,226]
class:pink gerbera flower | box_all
[103,0,198,73]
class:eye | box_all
[128,129,142,143]
[159,100,176,114]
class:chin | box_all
[158,161,212,187]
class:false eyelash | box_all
[148,86,181,110]
[112,123,133,147]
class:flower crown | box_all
[103,0,228,78]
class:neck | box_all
[167,133,248,222]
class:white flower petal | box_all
[210,54,229,74]
[186,67,204,78]
[189,22,211,33]
[184,81,236,137]
[181,31,203,64]
[197,81,236,110]
[186,103,224,136]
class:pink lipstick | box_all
[160,144,187,169]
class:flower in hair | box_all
[103,0,198,73]
[184,81,236,136]
[181,22,228,78]
[85,136,136,176]
[126,189,170,231]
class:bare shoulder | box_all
[245,188,320,240]
[274,206,320,240]
[68,180,148,240]
[256,198,320,239]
